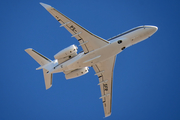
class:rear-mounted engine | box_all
[64,67,89,79]
[54,44,78,64]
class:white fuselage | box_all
[50,25,158,73]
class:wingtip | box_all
[40,2,51,9]
[25,48,33,52]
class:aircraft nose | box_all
[152,26,158,32]
[150,25,158,32]
[145,25,158,36]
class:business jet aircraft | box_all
[25,3,158,117]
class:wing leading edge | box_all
[93,56,116,117]
[40,2,109,54]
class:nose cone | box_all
[151,25,158,32]
[145,25,158,36]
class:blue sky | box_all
[1,0,180,120]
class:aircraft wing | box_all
[40,3,109,53]
[92,56,116,117]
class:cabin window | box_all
[117,40,122,44]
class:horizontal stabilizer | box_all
[25,48,51,66]
[43,69,53,89]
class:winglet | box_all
[40,2,51,9]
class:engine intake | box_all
[54,44,78,64]
[65,67,89,79]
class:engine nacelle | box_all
[65,67,89,79]
[54,44,78,60]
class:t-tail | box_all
[25,48,53,90]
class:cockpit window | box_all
[108,26,144,41]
